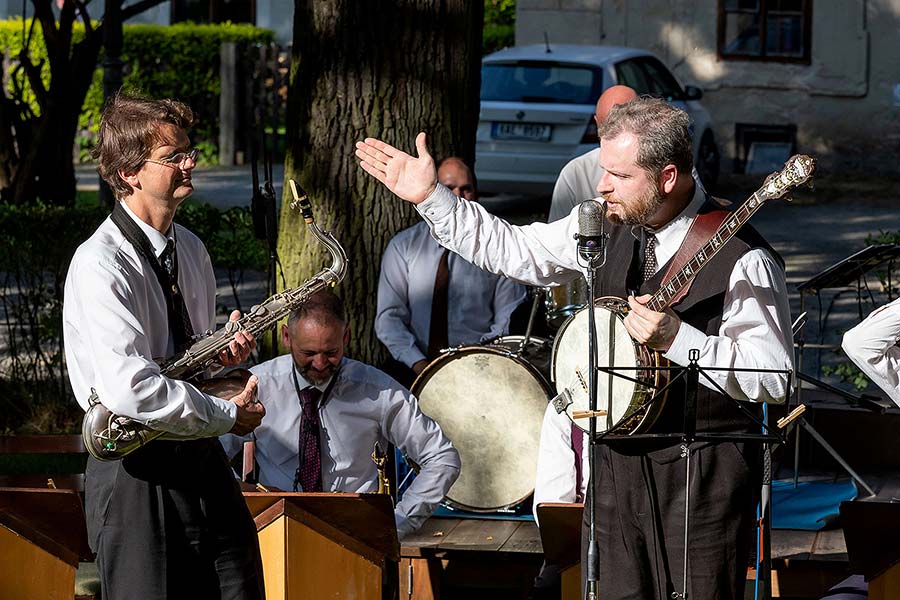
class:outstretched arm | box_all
[355,132,438,204]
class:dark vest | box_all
[596,199,783,453]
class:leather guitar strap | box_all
[659,208,730,307]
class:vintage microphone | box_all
[575,199,607,600]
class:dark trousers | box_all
[85,438,265,600]
[581,441,760,600]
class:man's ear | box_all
[281,323,291,348]
[343,324,351,348]
[659,164,678,194]
[119,167,141,190]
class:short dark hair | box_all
[287,289,347,329]
[91,93,195,199]
[597,96,693,181]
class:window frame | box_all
[717,0,813,65]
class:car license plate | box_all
[491,122,552,142]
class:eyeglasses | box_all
[145,148,199,168]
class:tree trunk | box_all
[279,0,483,364]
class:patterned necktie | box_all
[642,232,658,284]
[159,239,195,350]
[427,249,451,359]
[297,386,323,492]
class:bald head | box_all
[437,157,477,201]
[595,85,638,125]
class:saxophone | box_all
[81,180,348,461]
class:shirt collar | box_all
[119,201,174,259]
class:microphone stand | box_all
[578,231,607,600]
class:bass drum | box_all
[551,297,667,434]
[411,344,552,512]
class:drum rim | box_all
[410,344,553,512]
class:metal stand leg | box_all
[797,418,876,497]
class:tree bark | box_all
[279,0,483,364]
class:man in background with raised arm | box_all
[64,94,265,600]
[376,156,525,386]
[356,97,793,599]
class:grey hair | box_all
[286,289,347,330]
[597,96,693,181]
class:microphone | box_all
[577,200,606,264]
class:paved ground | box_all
[75,165,900,394]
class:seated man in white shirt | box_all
[376,157,526,386]
[842,297,900,407]
[222,290,461,538]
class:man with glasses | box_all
[63,93,266,599]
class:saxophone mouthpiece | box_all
[289,179,314,224]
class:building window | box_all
[718,0,812,64]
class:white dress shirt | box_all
[63,202,237,437]
[415,182,794,404]
[533,402,590,525]
[376,221,526,367]
[548,147,602,223]
[220,354,461,538]
[842,297,900,407]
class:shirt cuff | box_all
[397,347,428,369]
[663,321,708,366]
[206,395,239,436]
[394,510,414,539]
[416,184,457,224]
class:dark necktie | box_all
[159,239,195,350]
[297,386,323,492]
[427,249,451,359]
[642,232,658,284]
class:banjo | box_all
[550,154,816,434]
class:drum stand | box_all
[586,353,790,600]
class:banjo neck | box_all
[645,154,816,313]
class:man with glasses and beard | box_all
[356,97,793,599]
[64,94,266,599]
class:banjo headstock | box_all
[758,154,817,202]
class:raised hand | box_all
[355,132,438,205]
[229,374,265,435]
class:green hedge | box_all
[0,20,274,163]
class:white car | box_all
[476,44,720,196]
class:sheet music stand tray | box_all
[536,502,584,600]
[0,487,93,600]
[244,491,399,600]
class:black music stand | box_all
[575,351,788,600]
[789,246,899,495]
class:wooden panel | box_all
[401,518,462,556]
[770,529,816,560]
[285,515,382,599]
[0,524,75,600]
[257,517,286,600]
[499,522,542,554]
[398,557,441,600]
[0,487,92,564]
[561,564,581,600]
[438,519,518,551]
[0,435,85,454]
[810,529,847,560]
[870,561,900,600]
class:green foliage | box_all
[0,201,107,433]
[484,0,515,54]
[0,200,266,432]
[822,360,870,391]
[0,19,274,160]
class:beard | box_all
[298,362,338,386]
[606,184,665,226]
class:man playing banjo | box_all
[356,97,794,599]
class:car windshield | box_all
[481,61,602,104]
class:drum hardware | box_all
[571,409,607,420]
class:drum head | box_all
[552,306,640,431]
[488,335,553,386]
[412,347,551,512]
